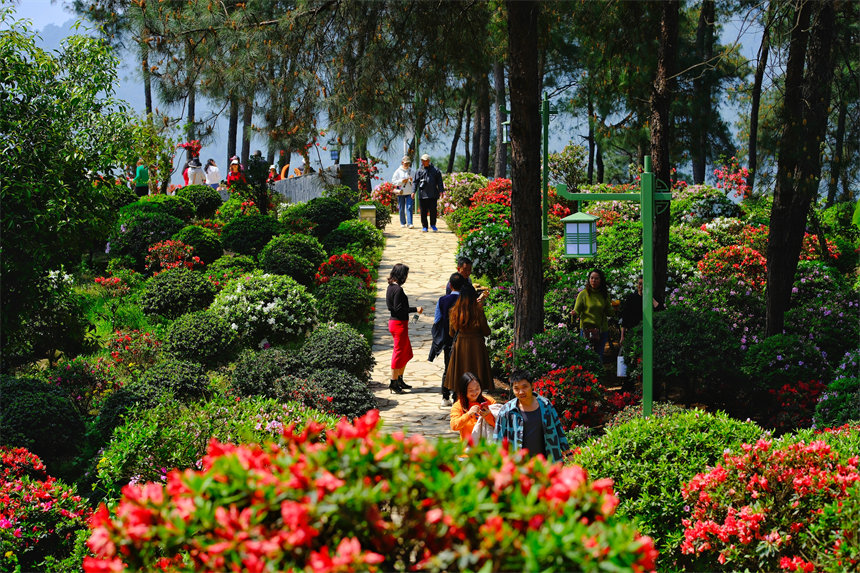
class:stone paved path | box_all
[371,219,460,440]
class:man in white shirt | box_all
[391,156,415,228]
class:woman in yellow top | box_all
[450,372,496,442]
[573,268,614,361]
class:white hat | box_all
[420,154,430,161]
[230,159,240,165]
[269,165,277,170]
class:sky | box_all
[6,0,763,184]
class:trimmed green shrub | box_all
[300,196,353,237]
[741,333,832,392]
[0,376,85,467]
[603,401,688,431]
[90,382,162,448]
[118,195,195,223]
[353,200,391,230]
[453,203,511,237]
[171,225,223,265]
[323,184,361,206]
[210,273,318,346]
[814,377,860,429]
[215,196,243,223]
[456,223,513,285]
[138,359,210,401]
[163,310,237,366]
[258,235,319,285]
[221,214,282,255]
[231,347,306,399]
[574,410,764,569]
[209,254,257,274]
[94,392,340,502]
[513,326,602,381]
[322,219,384,254]
[667,225,720,263]
[593,219,643,271]
[138,267,216,319]
[315,276,371,325]
[109,211,185,267]
[176,184,222,218]
[279,368,376,420]
[300,322,375,383]
[264,233,326,268]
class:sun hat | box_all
[188,157,202,168]
[420,154,430,161]
[269,165,277,170]
[401,156,411,164]
[230,159,239,165]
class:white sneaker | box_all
[440,398,453,408]
[401,224,406,228]
[408,224,414,229]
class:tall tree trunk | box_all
[185,43,196,163]
[227,97,239,162]
[649,0,679,302]
[464,99,472,172]
[141,29,153,117]
[493,61,507,178]
[478,73,491,176]
[587,91,595,184]
[448,97,467,173]
[471,82,481,174]
[748,0,773,193]
[691,0,715,184]
[596,143,604,183]
[766,0,835,337]
[507,0,543,351]
[241,102,253,166]
[825,97,846,207]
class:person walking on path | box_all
[430,272,466,407]
[414,153,444,232]
[494,371,570,462]
[386,263,424,394]
[445,287,493,393]
[133,159,149,197]
[392,156,415,228]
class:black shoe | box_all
[389,379,405,394]
[397,375,412,389]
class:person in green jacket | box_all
[573,268,614,361]
[133,159,149,197]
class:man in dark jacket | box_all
[414,153,444,232]
[429,272,466,407]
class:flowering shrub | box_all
[453,203,511,238]
[457,223,513,284]
[483,294,515,378]
[316,276,372,326]
[194,218,223,236]
[790,260,853,307]
[176,139,202,157]
[210,273,318,346]
[713,156,751,199]
[603,401,687,431]
[370,182,398,212]
[470,177,512,207]
[172,225,222,265]
[279,214,318,235]
[680,427,860,571]
[573,410,764,569]
[533,366,608,429]
[769,379,827,433]
[741,334,832,393]
[138,267,216,319]
[84,410,657,573]
[513,326,602,381]
[698,245,767,290]
[593,220,643,271]
[587,208,621,227]
[107,329,161,372]
[145,239,203,274]
[815,375,860,430]
[671,184,741,224]
[441,171,488,209]
[668,225,720,263]
[784,298,860,362]
[94,275,130,297]
[315,253,372,290]
[354,156,381,194]
[794,480,860,571]
[700,216,747,247]
[109,212,184,268]
[1,447,92,572]
[543,274,583,329]
[46,357,118,417]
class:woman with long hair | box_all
[445,287,493,393]
[573,268,614,361]
[204,159,220,189]
[386,263,423,394]
[449,372,496,442]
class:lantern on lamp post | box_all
[561,211,598,258]
[328,140,340,163]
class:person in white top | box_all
[187,157,207,185]
[391,156,415,228]
[204,159,221,189]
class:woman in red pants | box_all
[386,263,423,394]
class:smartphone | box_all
[479,401,490,408]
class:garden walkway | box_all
[370,219,461,440]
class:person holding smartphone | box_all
[449,372,496,442]
[391,156,415,228]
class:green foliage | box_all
[300,322,375,383]
[292,196,353,237]
[574,410,764,568]
[699,216,747,247]
[784,302,859,362]
[315,276,372,325]
[221,214,282,256]
[94,392,340,502]
[259,235,317,286]
[109,211,186,269]
[209,254,258,275]
[544,274,583,328]
[280,368,376,420]
[814,377,860,429]
[323,184,361,206]
[0,14,139,364]
[138,267,216,319]
[176,184,223,218]
[215,196,243,223]
[121,194,195,222]
[456,223,513,285]
[483,295,515,378]
[0,376,85,468]
[513,326,602,381]
[138,359,211,401]
[740,333,832,392]
[790,259,852,308]
[603,401,688,431]
[453,203,512,237]
[622,306,743,397]
[323,219,384,254]
[442,171,489,209]
[210,273,318,346]
[548,143,587,190]
[172,225,223,265]
[89,382,162,449]
[667,225,720,263]
[230,347,306,399]
[594,220,643,270]
[670,184,740,225]
[163,310,237,366]
[795,480,860,572]
[353,200,391,230]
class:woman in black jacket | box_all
[386,263,423,394]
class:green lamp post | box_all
[556,156,671,417]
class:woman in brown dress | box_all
[445,287,494,392]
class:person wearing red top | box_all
[449,372,496,442]
[266,165,281,184]
[226,159,246,187]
